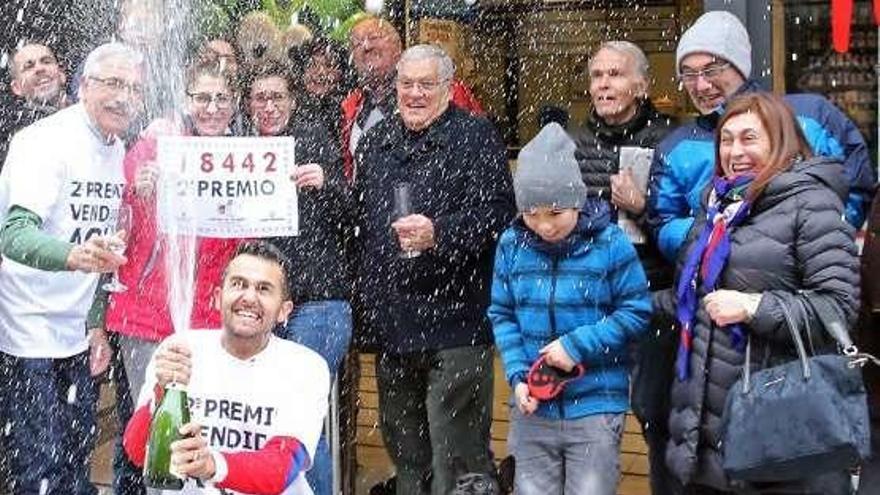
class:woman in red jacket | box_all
[93,59,243,494]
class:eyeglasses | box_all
[250,92,290,107]
[351,32,390,49]
[679,63,731,84]
[188,92,235,109]
[396,78,448,92]
[89,76,144,97]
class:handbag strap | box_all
[741,293,811,393]
[800,292,857,353]
[800,292,880,368]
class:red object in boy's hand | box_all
[527,355,586,401]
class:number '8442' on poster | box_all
[156,136,298,238]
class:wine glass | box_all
[393,182,421,259]
[102,204,132,293]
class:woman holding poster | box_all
[246,61,351,495]
[88,59,244,495]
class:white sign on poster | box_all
[156,136,298,238]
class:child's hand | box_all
[540,340,576,372]
[514,382,539,415]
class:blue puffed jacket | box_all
[646,81,876,263]
[488,202,651,420]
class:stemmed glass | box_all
[102,204,132,293]
[393,182,421,259]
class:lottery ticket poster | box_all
[156,136,298,238]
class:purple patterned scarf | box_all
[675,175,753,381]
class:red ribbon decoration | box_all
[831,0,854,53]
[831,0,880,53]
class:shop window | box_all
[784,0,878,158]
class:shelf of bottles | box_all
[784,0,878,157]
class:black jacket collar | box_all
[585,98,658,144]
[378,106,457,154]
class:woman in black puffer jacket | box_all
[657,92,860,494]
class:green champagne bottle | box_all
[144,382,191,490]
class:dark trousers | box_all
[0,351,98,495]
[377,345,494,495]
[642,418,676,495]
[630,312,679,495]
[110,333,146,495]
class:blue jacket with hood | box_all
[646,80,876,263]
[488,201,651,419]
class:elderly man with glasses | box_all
[352,44,513,495]
[340,15,483,184]
[0,42,143,495]
[646,10,876,266]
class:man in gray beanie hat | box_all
[514,122,586,213]
[676,10,751,81]
[675,10,751,115]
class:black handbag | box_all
[720,293,873,482]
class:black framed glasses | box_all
[89,76,144,97]
[187,92,235,109]
[679,63,732,84]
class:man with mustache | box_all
[0,43,69,170]
[646,10,876,264]
[0,42,143,494]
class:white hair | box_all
[591,41,650,82]
[82,42,143,79]
[397,44,455,81]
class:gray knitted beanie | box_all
[514,123,586,212]
[676,10,752,79]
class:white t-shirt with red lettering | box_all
[0,103,126,358]
[138,331,330,495]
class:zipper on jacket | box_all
[549,255,559,338]
[548,255,566,418]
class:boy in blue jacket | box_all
[488,123,651,495]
